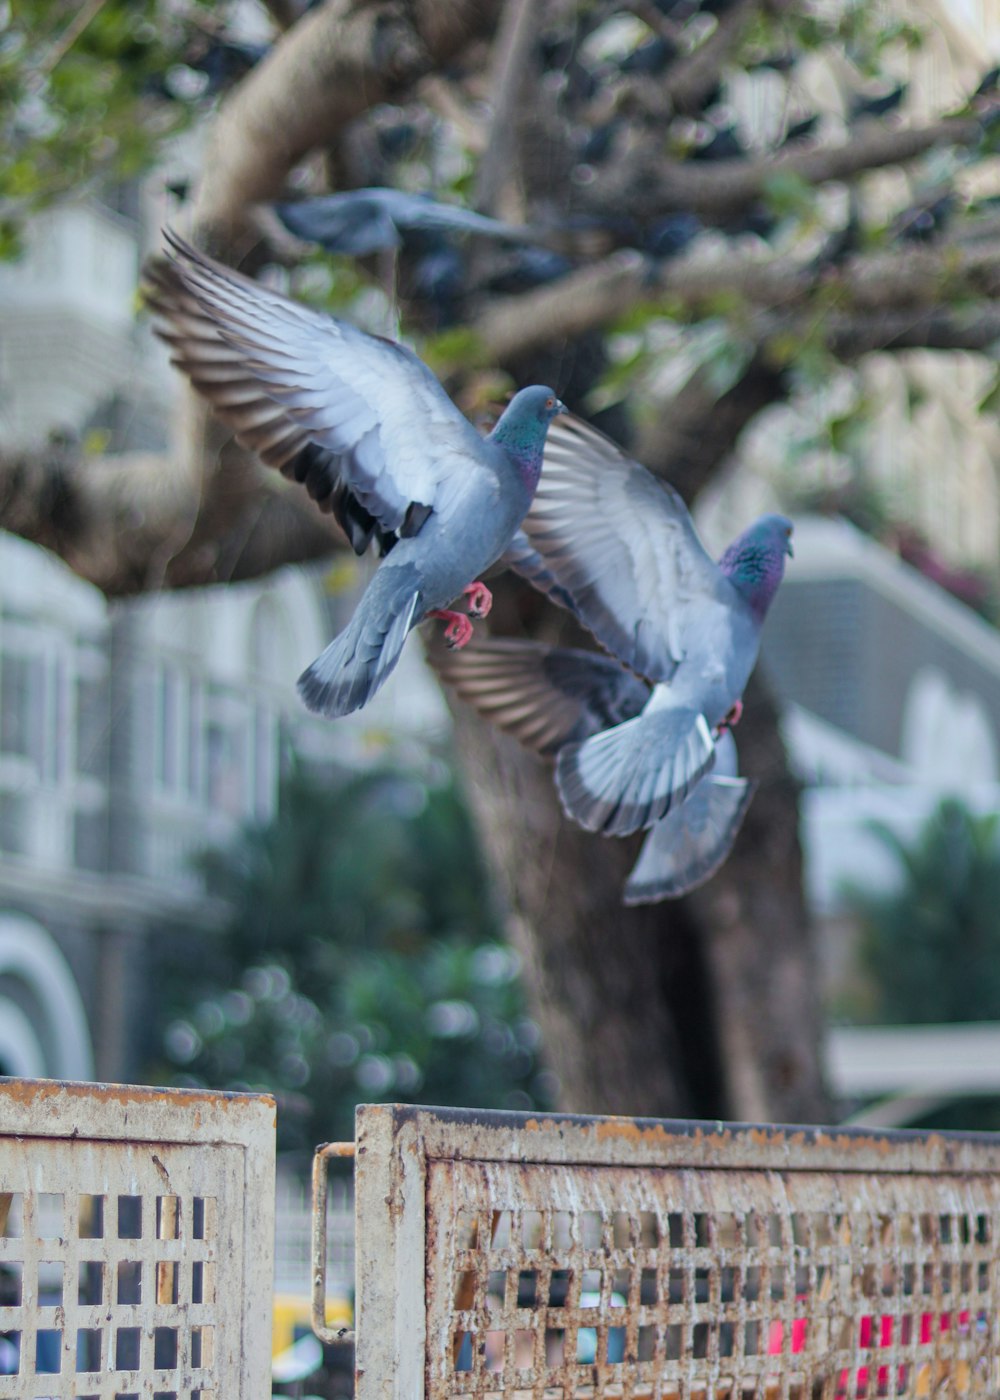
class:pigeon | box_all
[433,636,756,902]
[504,413,792,836]
[143,232,565,718]
[273,188,542,259]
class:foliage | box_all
[846,799,1000,1025]
[0,0,227,255]
[155,763,552,1150]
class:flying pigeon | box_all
[143,232,564,718]
[433,636,756,902]
[505,413,792,836]
[273,188,542,259]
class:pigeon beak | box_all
[785,537,794,558]
[555,398,567,416]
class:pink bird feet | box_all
[428,581,493,650]
[462,581,493,619]
[429,609,475,649]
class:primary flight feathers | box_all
[144,231,564,716]
[505,414,791,836]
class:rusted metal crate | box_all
[0,1077,275,1400]
[314,1104,1000,1400]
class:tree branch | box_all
[635,353,789,501]
[586,115,982,220]
[664,0,764,115]
[474,235,1000,362]
[475,0,540,219]
[191,0,504,247]
[0,440,341,596]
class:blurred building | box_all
[760,515,1000,1002]
[0,198,447,1085]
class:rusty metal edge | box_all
[367,1102,1000,1174]
[0,1077,277,1148]
[312,1142,357,1345]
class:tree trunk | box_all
[447,591,834,1126]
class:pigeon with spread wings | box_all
[506,413,792,837]
[144,232,564,718]
[433,635,757,902]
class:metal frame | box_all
[0,1077,275,1399]
[326,1103,1000,1400]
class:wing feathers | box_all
[520,414,724,682]
[431,638,650,757]
[144,232,493,548]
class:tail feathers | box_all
[297,573,420,718]
[623,776,757,904]
[555,707,715,837]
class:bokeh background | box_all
[6,0,1000,1381]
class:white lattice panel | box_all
[0,1080,275,1400]
[343,1105,1000,1400]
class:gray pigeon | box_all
[144,233,564,717]
[433,636,756,901]
[506,413,792,836]
[274,188,540,257]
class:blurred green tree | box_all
[0,0,219,254]
[850,799,1000,1024]
[155,763,551,1150]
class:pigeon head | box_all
[489,386,566,489]
[718,513,793,620]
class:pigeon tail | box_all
[297,566,421,718]
[555,707,716,837]
[623,776,757,904]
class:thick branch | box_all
[587,115,981,220]
[635,353,788,501]
[191,0,503,245]
[475,0,539,219]
[664,0,765,115]
[475,237,1000,362]
[0,441,340,596]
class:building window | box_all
[206,717,246,818]
[0,793,29,856]
[0,651,45,768]
[75,673,108,780]
[252,705,277,823]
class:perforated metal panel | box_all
[0,1079,275,1400]
[343,1105,1000,1400]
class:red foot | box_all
[428,608,475,649]
[720,699,744,730]
[462,580,493,619]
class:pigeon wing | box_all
[144,233,493,538]
[500,529,584,620]
[522,414,725,683]
[431,637,650,756]
[274,189,535,255]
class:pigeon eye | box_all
[545,396,555,409]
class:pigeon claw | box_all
[429,608,475,650]
[462,580,493,619]
[721,699,744,730]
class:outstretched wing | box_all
[275,188,534,256]
[431,636,650,756]
[144,233,492,547]
[521,413,725,683]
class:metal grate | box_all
[0,1078,275,1400]
[337,1105,1000,1400]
